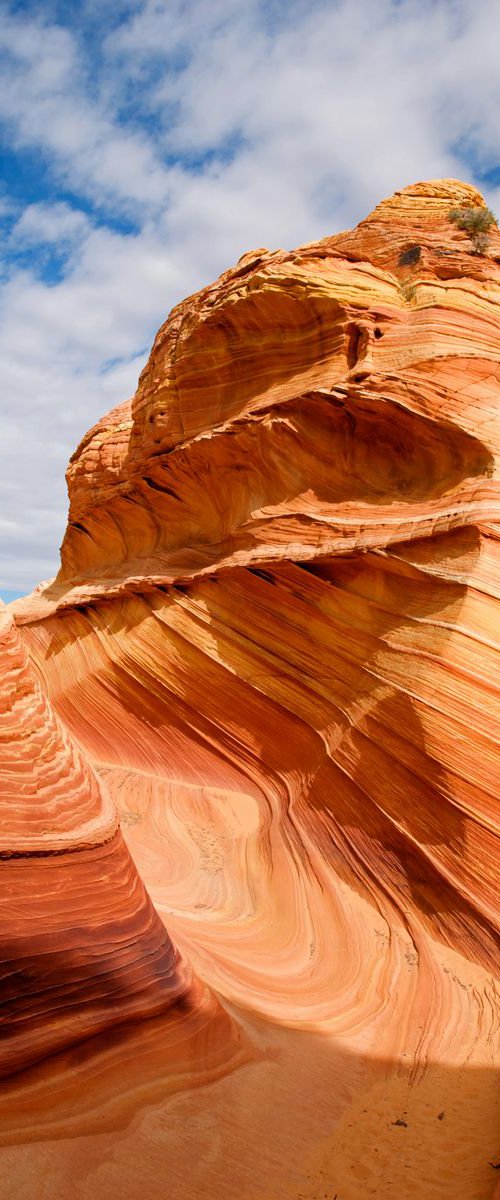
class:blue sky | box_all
[1,0,500,599]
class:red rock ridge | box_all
[3,180,500,1199]
[0,601,192,1077]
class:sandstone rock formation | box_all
[2,180,500,1199]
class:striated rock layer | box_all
[2,180,500,1199]
[0,602,196,1078]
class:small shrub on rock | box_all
[448,206,497,254]
[399,245,421,266]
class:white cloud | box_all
[0,9,171,212]
[1,0,500,593]
[10,201,91,245]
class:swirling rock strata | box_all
[0,602,191,1077]
[3,180,500,1199]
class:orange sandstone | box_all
[2,180,500,1199]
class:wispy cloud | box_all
[1,0,500,594]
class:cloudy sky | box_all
[1,0,500,599]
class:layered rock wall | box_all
[3,179,500,1199]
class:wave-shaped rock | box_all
[0,601,197,1077]
[3,180,500,1199]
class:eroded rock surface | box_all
[2,180,500,1200]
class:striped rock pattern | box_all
[0,602,198,1079]
[2,180,500,1199]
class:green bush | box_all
[448,206,497,254]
